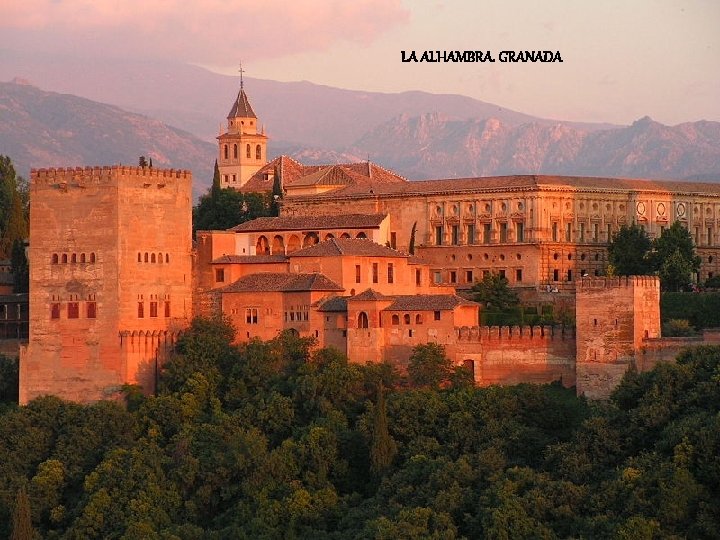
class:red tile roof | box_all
[211,255,288,264]
[289,238,408,258]
[227,88,257,119]
[221,272,344,293]
[348,288,391,301]
[229,214,387,232]
[385,295,478,311]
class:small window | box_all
[150,301,158,317]
[51,303,61,319]
[433,271,442,284]
[450,271,457,284]
[391,314,400,325]
[434,311,441,321]
[87,302,97,318]
[144,253,149,263]
[52,254,59,264]
[151,253,156,263]
[90,253,96,263]
[416,269,421,286]
[415,314,423,324]
[215,269,225,283]
[138,253,142,262]
[256,144,262,160]
[224,144,229,160]
[233,144,238,159]
[404,313,411,324]
[246,144,251,158]
[358,311,369,329]
[466,270,473,283]
[516,269,522,282]
[138,302,144,318]
[71,253,77,263]
[164,301,171,317]
[246,308,259,324]
[158,253,162,264]
[387,263,394,284]
[372,263,379,284]
[68,302,79,319]
[166,254,169,263]
[61,254,68,264]
[355,264,361,284]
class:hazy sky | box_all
[3,0,719,125]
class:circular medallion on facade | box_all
[636,202,646,215]
[677,202,686,218]
[657,202,666,216]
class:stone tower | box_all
[217,75,268,188]
[20,165,193,403]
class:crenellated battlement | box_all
[577,275,660,290]
[455,324,575,343]
[30,166,192,186]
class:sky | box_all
[3,0,719,126]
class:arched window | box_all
[223,144,228,160]
[358,311,369,329]
[356,232,368,239]
[52,254,59,264]
[144,253,149,263]
[287,234,301,253]
[61,254,68,264]
[151,253,156,263]
[415,314,423,324]
[403,313,411,325]
[157,253,162,263]
[391,314,400,325]
[71,253,77,263]
[165,254,169,263]
[256,235,270,255]
[89,252,96,263]
[340,233,351,239]
[302,232,319,247]
[256,144,261,160]
[246,144,251,158]
[233,144,238,159]
[324,233,335,241]
[80,253,86,263]
[272,235,284,254]
[137,253,141,262]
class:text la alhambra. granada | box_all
[401,50,563,62]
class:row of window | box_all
[222,143,262,161]
[51,253,97,264]
[389,311,442,326]
[138,301,171,318]
[137,252,171,264]
[51,301,96,319]
[435,223,525,246]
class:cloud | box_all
[2,0,410,63]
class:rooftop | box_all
[290,238,409,258]
[221,272,344,293]
[230,214,387,233]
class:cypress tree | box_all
[10,485,34,540]
[1,192,28,258]
[271,166,282,216]
[409,222,417,255]
[370,383,397,475]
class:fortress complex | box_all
[19,82,720,403]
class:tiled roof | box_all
[316,296,348,312]
[287,174,720,201]
[241,156,407,193]
[221,272,343,293]
[349,288,391,301]
[385,295,478,311]
[211,254,288,264]
[227,88,257,119]
[229,214,387,232]
[290,238,408,258]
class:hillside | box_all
[0,81,215,191]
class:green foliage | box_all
[0,156,29,258]
[704,274,720,289]
[608,223,653,275]
[1,323,718,538]
[661,291,720,329]
[409,222,417,255]
[10,484,34,540]
[407,343,453,388]
[471,272,520,311]
[661,319,697,337]
[651,221,701,281]
[270,166,282,217]
[10,239,29,294]
[0,354,19,405]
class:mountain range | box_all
[1,51,719,192]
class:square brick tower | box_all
[20,166,193,403]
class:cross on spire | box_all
[238,62,245,90]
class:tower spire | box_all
[238,61,245,90]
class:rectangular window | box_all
[86,302,97,319]
[607,224,612,242]
[150,301,158,318]
[246,308,258,324]
[355,264,361,283]
[138,302,144,318]
[433,271,442,284]
[390,232,397,249]
[499,269,506,279]
[451,225,459,245]
[387,263,394,284]
[372,263,379,284]
[483,223,491,244]
[593,223,599,242]
[450,271,457,283]
[567,269,573,282]
[565,222,572,241]
[434,310,441,321]
[68,302,79,319]
[516,222,524,242]
[466,270,473,283]
[552,222,558,242]
[553,269,559,282]
[467,224,476,245]
[51,303,61,319]
[215,268,225,283]
[164,301,171,318]
[516,269,522,282]
[579,222,585,242]
[708,227,713,246]
[415,269,421,286]
[499,223,508,243]
[232,174,237,183]
[435,226,443,246]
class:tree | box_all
[0,156,28,258]
[651,221,700,291]
[10,239,28,294]
[0,354,19,404]
[10,485,35,540]
[407,343,453,388]
[270,166,282,217]
[369,383,397,475]
[409,222,417,255]
[608,223,653,275]
[470,273,519,311]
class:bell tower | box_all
[217,65,268,188]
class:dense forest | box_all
[1,317,719,539]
